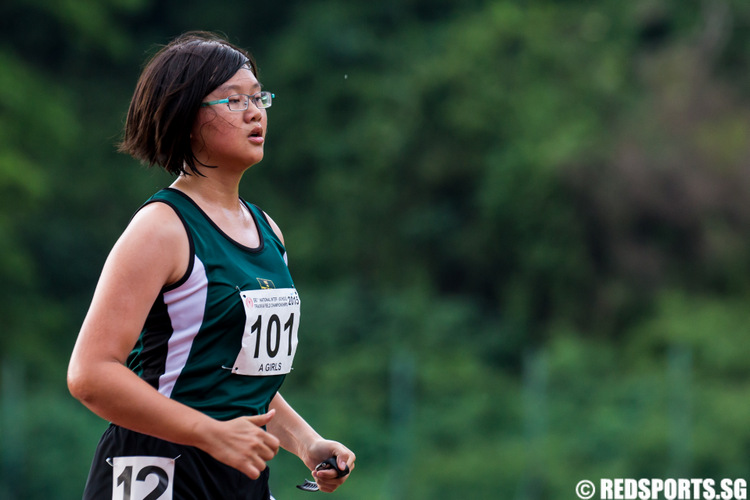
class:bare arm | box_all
[268,392,356,492]
[67,203,279,479]
[263,210,285,245]
[260,211,357,491]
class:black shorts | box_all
[82,424,273,500]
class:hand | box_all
[305,439,356,493]
[199,409,280,479]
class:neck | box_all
[171,169,244,210]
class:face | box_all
[191,66,268,171]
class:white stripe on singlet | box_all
[157,256,208,398]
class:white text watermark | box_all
[575,479,747,500]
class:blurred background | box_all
[2,0,750,498]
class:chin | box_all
[244,155,264,169]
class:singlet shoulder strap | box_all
[131,189,196,292]
[242,200,284,250]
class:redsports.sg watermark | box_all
[575,479,748,500]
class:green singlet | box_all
[126,188,300,420]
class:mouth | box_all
[248,126,264,143]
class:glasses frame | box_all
[201,91,275,111]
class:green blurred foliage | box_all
[2,0,750,498]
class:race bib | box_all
[232,288,300,376]
[111,456,175,500]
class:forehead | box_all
[211,67,260,95]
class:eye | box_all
[254,92,273,109]
[226,94,250,110]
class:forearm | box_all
[267,393,356,492]
[68,359,217,450]
[267,392,322,462]
[69,357,280,479]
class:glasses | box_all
[201,91,274,111]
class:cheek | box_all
[190,122,203,149]
[192,116,234,150]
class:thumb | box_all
[337,454,351,473]
[246,408,276,427]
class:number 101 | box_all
[250,313,295,358]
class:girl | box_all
[68,31,355,499]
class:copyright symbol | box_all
[576,480,596,499]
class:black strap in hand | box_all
[296,457,350,492]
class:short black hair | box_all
[119,31,258,175]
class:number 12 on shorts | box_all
[111,456,175,500]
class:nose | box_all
[244,102,263,122]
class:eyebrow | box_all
[215,82,262,94]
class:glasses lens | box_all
[257,92,273,109]
[227,95,249,111]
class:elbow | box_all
[67,362,97,404]
[67,367,86,402]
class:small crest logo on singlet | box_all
[257,278,276,289]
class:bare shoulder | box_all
[73,201,190,366]
[113,201,190,286]
[262,210,285,246]
[128,201,185,238]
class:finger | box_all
[257,441,279,461]
[313,469,337,479]
[337,454,354,472]
[261,431,280,454]
[246,408,276,427]
[315,476,347,493]
[313,468,347,480]
[242,461,263,480]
